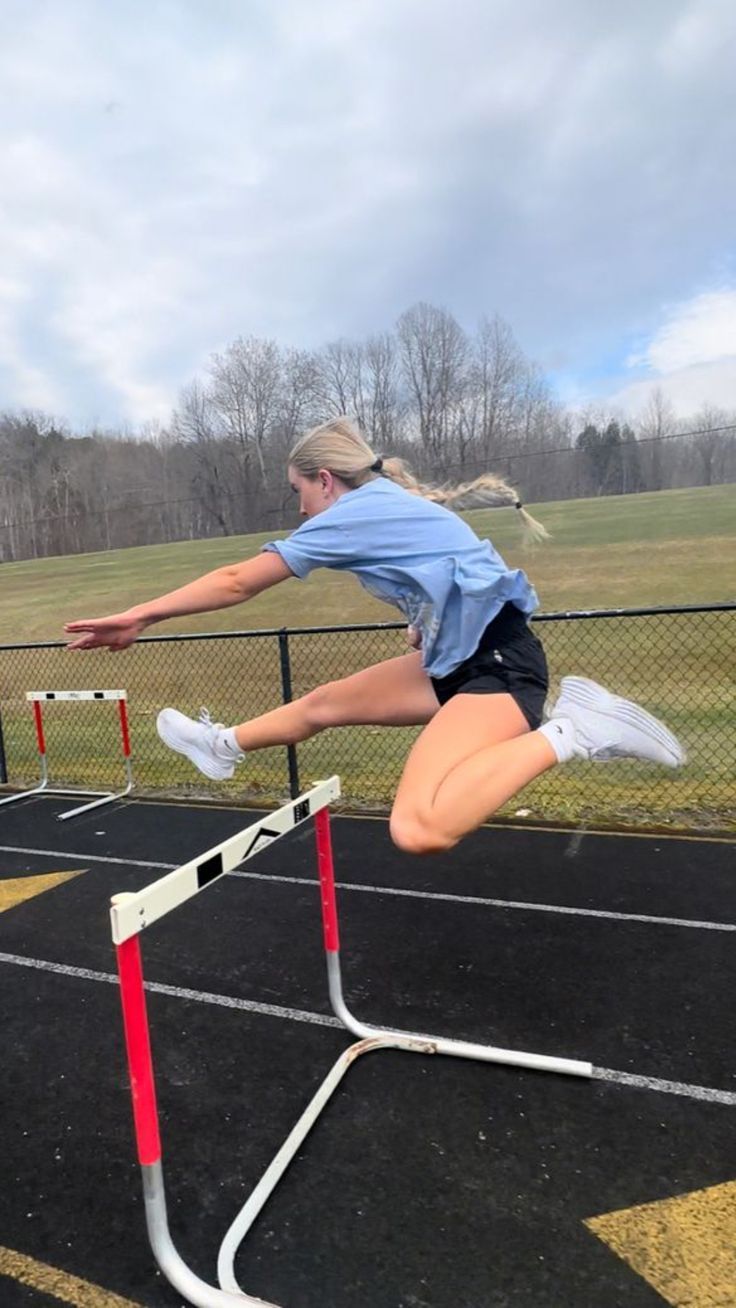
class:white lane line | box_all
[233,871,736,934]
[2,844,735,934]
[0,844,174,870]
[592,1067,736,1105]
[1,949,734,1105]
[0,950,342,1028]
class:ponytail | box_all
[290,417,549,545]
[379,458,549,545]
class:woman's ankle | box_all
[220,726,245,758]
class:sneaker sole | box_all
[558,677,686,766]
[156,711,235,782]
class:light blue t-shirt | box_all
[262,478,538,678]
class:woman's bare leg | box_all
[390,693,558,854]
[234,651,439,750]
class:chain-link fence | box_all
[1,604,734,831]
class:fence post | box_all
[0,708,7,784]
[277,630,301,799]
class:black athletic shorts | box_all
[430,602,549,729]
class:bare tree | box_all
[278,347,322,448]
[397,303,469,462]
[363,333,401,447]
[209,337,282,489]
[636,388,675,490]
[471,315,525,458]
[2,302,734,564]
[318,339,358,417]
[317,334,403,450]
[174,382,237,536]
[684,405,734,487]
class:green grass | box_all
[1,483,734,829]
[2,482,735,644]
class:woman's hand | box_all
[406,625,422,650]
[64,612,149,651]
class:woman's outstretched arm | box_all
[64,552,294,650]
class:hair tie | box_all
[514,499,523,509]
[370,456,384,472]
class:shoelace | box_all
[198,706,225,732]
[197,705,242,761]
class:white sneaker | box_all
[549,676,686,768]
[156,707,242,781]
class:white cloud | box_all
[607,357,736,419]
[0,1,734,425]
[628,289,736,374]
[657,0,732,74]
[593,287,736,417]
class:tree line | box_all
[1,301,734,562]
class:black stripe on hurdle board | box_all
[196,821,301,889]
[110,779,339,945]
[27,690,127,701]
[196,852,225,888]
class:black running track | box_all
[0,794,734,1307]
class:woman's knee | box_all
[300,682,343,730]
[389,807,456,856]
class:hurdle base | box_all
[56,783,133,820]
[217,983,591,1299]
[142,1160,279,1308]
[326,951,593,1078]
[0,782,48,808]
[217,1033,433,1297]
[0,780,133,820]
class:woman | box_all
[64,417,685,854]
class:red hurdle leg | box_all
[314,807,339,953]
[115,937,161,1168]
[119,697,132,760]
[33,700,47,757]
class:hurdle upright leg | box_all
[0,699,50,807]
[313,806,593,1078]
[115,928,279,1308]
[111,779,343,1308]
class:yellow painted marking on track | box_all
[0,870,85,912]
[0,1245,144,1307]
[586,1180,736,1305]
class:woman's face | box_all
[288,465,347,518]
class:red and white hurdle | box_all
[0,689,133,820]
[110,776,591,1308]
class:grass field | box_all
[1,483,734,829]
[2,482,735,643]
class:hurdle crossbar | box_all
[0,690,133,820]
[110,775,592,1307]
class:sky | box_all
[1,0,735,430]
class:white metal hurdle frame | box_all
[110,777,592,1308]
[0,690,133,820]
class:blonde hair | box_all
[289,416,548,545]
